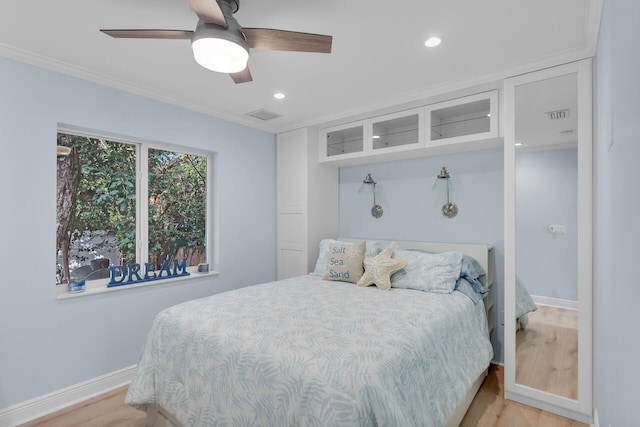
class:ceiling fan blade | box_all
[243,28,332,53]
[100,29,193,39]
[188,0,228,28]
[230,66,253,84]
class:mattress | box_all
[125,274,493,426]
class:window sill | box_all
[56,270,219,300]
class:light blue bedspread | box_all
[125,275,493,426]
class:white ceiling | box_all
[0,0,601,133]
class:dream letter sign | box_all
[107,258,190,287]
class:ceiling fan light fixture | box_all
[192,38,248,73]
[101,0,332,84]
[425,36,442,47]
[191,21,249,73]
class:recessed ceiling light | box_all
[273,92,285,99]
[425,37,442,47]
[372,135,381,139]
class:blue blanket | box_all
[126,275,493,426]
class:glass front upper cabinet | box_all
[320,122,365,161]
[319,91,498,164]
[319,108,424,162]
[426,91,498,146]
[370,108,424,154]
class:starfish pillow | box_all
[357,245,408,291]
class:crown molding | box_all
[1,0,601,138]
[281,45,597,134]
[277,1,603,133]
[0,43,277,133]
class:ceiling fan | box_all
[100,0,332,84]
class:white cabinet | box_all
[483,247,496,333]
[277,128,338,280]
[320,121,365,162]
[319,108,424,164]
[426,91,498,146]
[370,108,424,155]
[503,60,592,422]
[319,91,500,166]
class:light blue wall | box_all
[0,57,276,409]
[595,0,640,425]
[339,148,505,362]
[516,148,578,301]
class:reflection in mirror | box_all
[514,73,578,399]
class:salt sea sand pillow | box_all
[311,239,390,276]
[391,249,463,293]
[323,240,366,283]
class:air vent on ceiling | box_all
[246,109,282,121]
[545,109,570,120]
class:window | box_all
[56,130,211,291]
[147,148,207,268]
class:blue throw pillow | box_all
[391,249,463,293]
[460,255,486,281]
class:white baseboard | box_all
[531,295,578,310]
[0,365,137,427]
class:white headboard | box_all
[340,238,494,288]
[340,238,495,332]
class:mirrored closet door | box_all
[504,59,592,423]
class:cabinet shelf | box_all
[428,95,495,143]
[431,114,490,138]
[373,127,419,149]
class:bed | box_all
[515,275,537,329]
[125,240,494,427]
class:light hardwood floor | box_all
[18,387,146,427]
[20,364,585,427]
[516,305,578,399]
[460,365,585,427]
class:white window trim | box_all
[56,125,216,299]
